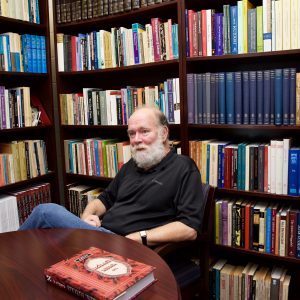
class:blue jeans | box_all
[18,203,113,234]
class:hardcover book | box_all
[44,247,156,300]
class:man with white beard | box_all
[19,107,204,246]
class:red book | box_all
[45,247,156,300]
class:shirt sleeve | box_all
[174,166,204,232]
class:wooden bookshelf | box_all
[51,0,300,298]
[0,0,59,202]
[183,0,300,299]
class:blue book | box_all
[36,35,42,73]
[225,72,234,124]
[215,13,224,55]
[256,70,263,125]
[237,143,244,190]
[210,73,216,124]
[187,73,195,123]
[2,35,12,71]
[217,142,229,188]
[275,69,283,125]
[218,72,226,124]
[132,23,145,64]
[196,73,203,124]
[230,6,238,54]
[172,24,179,59]
[35,0,40,24]
[167,79,175,123]
[263,70,271,124]
[288,148,300,196]
[94,140,100,176]
[249,71,257,124]
[270,69,275,124]
[31,35,37,72]
[41,36,47,73]
[265,206,272,253]
[290,68,296,125]
[282,68,290,125]
[215,73,219,124]
[242,71,250,124]
[234,72,242,124]
[193,74,198,123]
[204,73,211,124]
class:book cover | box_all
[45,247,156,300]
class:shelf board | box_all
[213,244,300,264]
[216,188,300,201]
[58,59,179,76]
[61,124,180,129]
[188,124,300,130]
[56,0,178,32]
[186,49,300,62]
[66,173,113,182]
[0,125,52,135]
[0,16,47,34]
[0,171,55,192]
[0,71,48,78]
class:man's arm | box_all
[81,199,107,227]
[125,221,197,246]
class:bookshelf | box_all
[0,0,59,230]
[184,0,300,299]
[52,0,300,298]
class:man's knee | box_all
[32,203,63,218]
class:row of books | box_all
[189,138,300,196]
[64,139,131,178]
[0,0,40,24]
[56,0,172,23]
[0,86,32,129]
[67,183,103,217]
[59,78,180,126]
[0,182,51,233]
[57,18,179,71]
[210,259,290,300]
[0,140,49,186]
[215,198,300,259]
[186,0,300,57]
[187,69,300,125]
[0,33,47,73]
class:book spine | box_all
[275,69,283,125]
[225,72,234,124]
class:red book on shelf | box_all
[30,95,51,125]
[44,247,156,300]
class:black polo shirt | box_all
[99,149,204,236]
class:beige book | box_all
[282,0,291,50]
[275,0,283,51]
[220,264,235,300]
[282,274,291,300]
[17,141,27,180]
[0,142,20,182]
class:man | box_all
[20,107,204,246]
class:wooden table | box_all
[0,229,180,299]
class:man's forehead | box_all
[128,110,156,127]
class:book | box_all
[45,247,156,300]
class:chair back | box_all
[199,183,215,236]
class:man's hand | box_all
[82,215,101,227]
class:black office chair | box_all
[153,183,215,300]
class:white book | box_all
[272,13,282,45]
[142,31,149,64]
[271,0,276,51]
[278,208,287,256]
[145,24,154,63]
[298,0,300,48]
[174,77,180,124]
[56,33,64,72]
[282,138,291,194]
[269,140,277,193]
[110,28,117,68]
[23,0,29,21]
[105,90,112,125]
[282,0,291,50]
[263,0,272,51]
[245,144,250,191]
[206,9,212,56]
[275,140,283,194]
[290,0,298,49]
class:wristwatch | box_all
[139,230,147,246]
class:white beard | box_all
[131,134,166,169]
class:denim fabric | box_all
[18,203,113,234]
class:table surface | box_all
[0,229,180,300]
